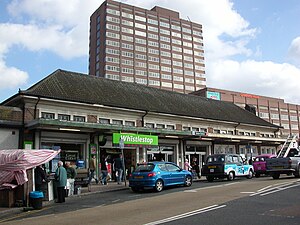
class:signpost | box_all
[119,138,126,186]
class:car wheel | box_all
[255,173,260,178]
[154,180,164,192]
[247,170,253,179]
[227,172,234,181]
[131,187,139,193]
[184,175,193,187]
[272,173,280,179]
[206,176,214,182]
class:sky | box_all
[0,0,299,104]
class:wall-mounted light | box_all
[59,128,81,132]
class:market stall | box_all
[0,149,60,207]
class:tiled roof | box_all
[19,69,277,128]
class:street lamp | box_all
[119,138,126,186]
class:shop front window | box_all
[58,114,70,121]
[41,112,55,119]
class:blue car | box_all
[129,161,193,192]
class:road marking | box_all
[144,205,226,225]
[251,181,300,197]
[112,199,120,203]
[184,182,240,193]
[257,185,272,192]
[127,194,142,198]
[260,183,300,196]
[240,192,255,194]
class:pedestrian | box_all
[55,161,67,203]
[114,154,124,184]
[65,161,77,196]
[100,155,108,185]
[35,164,48,192]
[88,155,99,185]
[184,158,192,171]
[191,157,201,179]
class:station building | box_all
[0,70,284,175]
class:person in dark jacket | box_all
[55,161,67,203]
[114,154,124,184]
[65,161,77,196]
[100,155,108,185]
[191,157,201,179]
[35,165,48,191]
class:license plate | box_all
[210,169,214,172]
[274,166,283,169]
[208,166,216,169]
[134,176,143,179]
[258,167,261,170]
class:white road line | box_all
[111,199,120,203]
[257,185,272,193]
[260,183,300,196]
[144,205,226,225]
[127,194,142,198]
[251,181,300,196]
[240,192,255,194]
[224,182,240,186]
[184,182,240,192]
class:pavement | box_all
[0,181,129,216]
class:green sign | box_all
[113,133,158,146]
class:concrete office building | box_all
[194,87,300,137]
[89,0,206,93]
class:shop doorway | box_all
[147,146,174,162]
[100,148,136,181]
[185,146,207,172]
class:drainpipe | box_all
[34,97,40,119]
[141,110,149,127]
[234,122,240,135]
[19,99,25,149]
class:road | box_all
[1,176,300,225]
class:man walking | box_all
[114,154,124,184]
[88,155,98,187]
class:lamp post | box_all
[119,138,126,186]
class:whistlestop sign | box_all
[113,133,158,146]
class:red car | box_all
[253,154,276,177]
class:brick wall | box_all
[0,106,22,122]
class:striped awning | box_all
[0,149,60,186]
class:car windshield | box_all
[206,155,225,163]
[135,163,155,172]
[255,157,265,162]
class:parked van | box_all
[201,154,254,182]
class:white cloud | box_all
[0,60,28,89]
[288,37,300,67]
[0,0,100,93]
[207,60,300,104]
